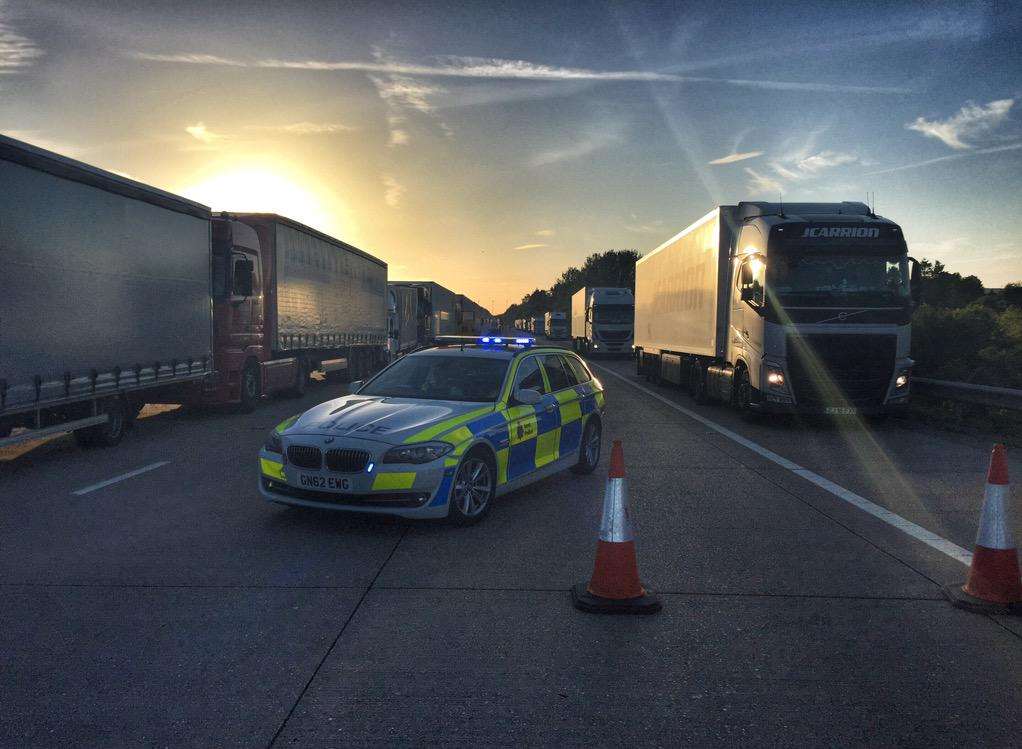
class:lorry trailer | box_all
[571,287,634,355]
[392,281,459,337]
[388,283,431,356]
[0,135,387,448]
[633,202,919,414]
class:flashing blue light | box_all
[493,337,504,343]
[481,337,491,343]
[366,462,375,473]
[515,337,533,345]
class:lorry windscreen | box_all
[594,305,633,324]
[768,252,909,307]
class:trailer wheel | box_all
[238,362,261,413]
[74,398,128,448]
[734,366,757,420]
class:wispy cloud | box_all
[367,47,449,146]
[907,98,1014,150]
[744,167,784,195]
[535,229,555,237]
[245,121,355,135]
[530,124,623,167]
[184,122,224,144]
[514,243,547,250]
[709,150,762,165]
[863,142,1022,176]
[126,50,911,94]
[0,2,42,73]
[382,175,405,207]
[624,220,665,234]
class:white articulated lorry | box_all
[633,202,920,415]
[571,287,634,356]
[545,311,569,339]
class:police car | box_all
[258,337,606,523]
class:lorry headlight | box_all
[895,370,910,389]
[765,367,786,389]
[382,441,453,464]
[264,431,283,454]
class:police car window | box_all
[563,355,590,385]
[513,357,547,394]
[359,355,508,402]
[542,354,573,391]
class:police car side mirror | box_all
[349,380,364,393]
[514,388,543,405]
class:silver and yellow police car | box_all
[258,336,606,523]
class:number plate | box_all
[824,406,858,415]
[296,472,351,492]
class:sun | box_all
[179,164,348,238]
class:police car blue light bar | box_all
[433,335,534,347]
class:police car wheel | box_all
[448,450,495,525]
[572,419,601,474]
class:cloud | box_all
[367,47,449,146]
[125,50,911,94]
[0,2,43,73]
[245,121,355,135]
[535,229,555,236]
[530,124,623,167]
[907,99,1014,149]
[382,175,405,207]
[184,122,224,144]
[624,220,665,234]
[794,150,857,173]
[709,150,762,165]
[863,142,1022,176]
[744,167,784,195]
[514,243,547,250]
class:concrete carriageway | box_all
[1,358,1021,746]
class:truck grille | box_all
[786,334,895,408]
[286,445,322,469]
[599,330,632,341]
[325,448,371,473]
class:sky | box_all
[2,0,1020,312]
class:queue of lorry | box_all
[0,134,494,448]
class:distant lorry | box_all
[530,316,545,337]
[392,281,458,337]
[388,283,431,356]
[0,135,387,448]
[571,287,634,355]
[545,311,569,339]
[633,202,919,414]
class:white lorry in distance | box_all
[571,287,634,356]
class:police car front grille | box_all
[287,445,322,469]
[325,448,371,473]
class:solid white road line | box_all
[72,461,171,496]
[593,363,973,567]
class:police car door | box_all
[537,353,580,467]
[505,355,546,482]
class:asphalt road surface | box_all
[3,359,1022,746]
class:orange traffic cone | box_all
[945,444,1022,614]
[572,440,661,614]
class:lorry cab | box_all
[728,202,916,413]
[587,287,634,355]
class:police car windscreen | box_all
[360,355,508,402]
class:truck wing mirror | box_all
[740,287,755,302]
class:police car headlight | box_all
[264,430,283,454]
[382,441,453,464]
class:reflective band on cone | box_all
[946,444,1022,614]
[572,440,661,615]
